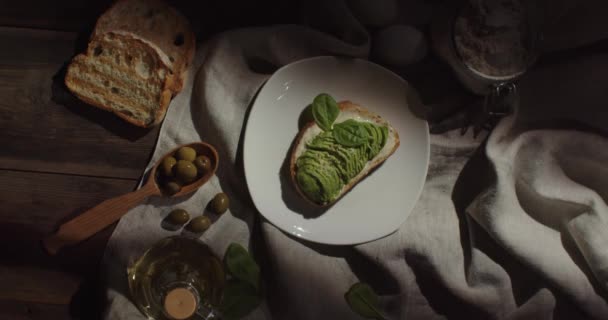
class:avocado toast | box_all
[290,94,400,207]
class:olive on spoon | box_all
[43,142,219,255]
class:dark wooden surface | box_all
[0,25,160,319]
[0,0,297,36]
[0,1,298,319]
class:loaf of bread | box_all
[64,0,195,127]
[290,101,400,207]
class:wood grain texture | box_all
[0,300,71,320]
[0,170,130,315]
[0,267,80,304]
[0,170,135,231]
[0,0,110,31]
[0,25,156,318]
[0,273,104,319]
[0,27,160,179]
[0,28,79,64]
[0,0,298,34]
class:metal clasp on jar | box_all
[485,81,517,117]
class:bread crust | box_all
[290,101,401,207]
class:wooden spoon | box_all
[43,142,219,255]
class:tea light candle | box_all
[164,287,198,320]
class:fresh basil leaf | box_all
[333,120,370,147]
[224,243,260,291]
[219,279,262,320]
[345,283,386,320]
[312,93,340,131]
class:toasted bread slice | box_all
[93,0,196,91]
[65,32,174,127]
[290,101,400,207]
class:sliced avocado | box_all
[308,166,340,202]
[295,121,389,204]
[367,123,381,145]
[296,170,322,202]
[380,126,388,148]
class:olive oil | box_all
[128,236,225,320]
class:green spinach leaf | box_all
[219,280,261,320]
[345,283,386,320]
[333,120,370,147]
[312,93,340,131]
[224,243,260,290]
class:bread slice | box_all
[93,0,195,92]
[65,32,174,127]
[64,0,195,127]
[290,101,400,207]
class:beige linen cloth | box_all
[102,1,608,319]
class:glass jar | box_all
[431,1,540,117]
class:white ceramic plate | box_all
[244,56,429,245]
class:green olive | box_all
[188,216,212,233]
[193,155,212,174]
[168,209,190,225]
[164,181,182,195]
[175,146,197,162]
[174,160,198,184]
[210,193,229,214]
[160,156,177,177]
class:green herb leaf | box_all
[224,243,260,290]
[219,279,262,320]
[312,93,340,131]
[333,120,370,147]
[345,282,386,320]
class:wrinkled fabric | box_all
[103,1,608,319]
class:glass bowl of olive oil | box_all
[128,236,225,320]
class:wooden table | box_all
[0,25,159,319]
[0,1,295,318]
